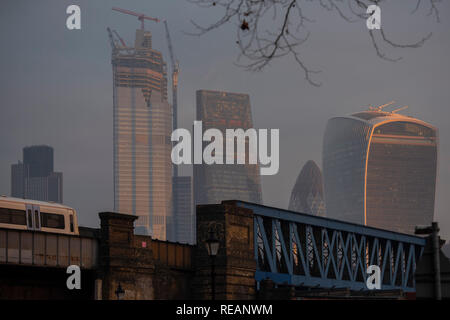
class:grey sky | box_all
[1,1,449,238]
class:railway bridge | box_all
[241,201,425,292]
[0,227,99,299]
[0,200,431,299]
[194,201,427,299]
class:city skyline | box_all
[1,1,449,240]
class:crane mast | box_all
[106,27,117,51]
[164,20,180,178]
[164,20,181,242]
[112,30,127,48]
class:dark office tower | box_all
[11,162,27,198]
[23,145,53,177]
[194,90,263,206]
[11,145,63,203]
[110,28,172,239]
[288,160,326,217]
[322,109,438,234]
[47,172,63,203]
[173,176,194,244]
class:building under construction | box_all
[108,17,172,239]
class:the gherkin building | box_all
[288,160,326,217]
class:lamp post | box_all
[115,283,125,300]
[415,222,441,300]
[205,231,220,300]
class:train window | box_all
[0,208,27,225]
[40,212,65,229]
[27,209,32,228]
[70,215,74,233]
[0,208,9,223]
[34,210,40,229]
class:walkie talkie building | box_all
[322,110,438,234]
[110,29,172,239]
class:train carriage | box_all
[0,196,79,235]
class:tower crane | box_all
[107,27,133,54]
[112,7,160,30]
[106,27,117,51]
[368,100,396,112]
[112,30,128,48]
[391,105,409,114]
[164,20,180,178]
[164,20,181,240]
[376,100,396,111]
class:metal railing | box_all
[236,201,426,292]
[0,228,98,269]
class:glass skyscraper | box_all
[322,109,438,234]
[11,145,63,203]
[194,90,263,206]
[288,160,326,217]
[111,29,172,239]
[173,176,194,244]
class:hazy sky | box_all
[1,1,449,238]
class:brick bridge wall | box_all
[98,212,194,300]
[192,201,256,299]
[98,200,257,300]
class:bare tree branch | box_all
[187,0,441,86]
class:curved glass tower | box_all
[323,110,438,234]
[288,160,326,217]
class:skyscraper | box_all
[11,162,27,198]
[322,109,438,234]
[11,145,63,203]
[23,145,53,178]
[194,90,263,206]
[111,29,172,239]
[173,176,194,244]
[288,160,326,217]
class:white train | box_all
[0,196,79,235]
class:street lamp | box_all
[415,222,441,300]
[205,231,220,300]
[115,283,125,300]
